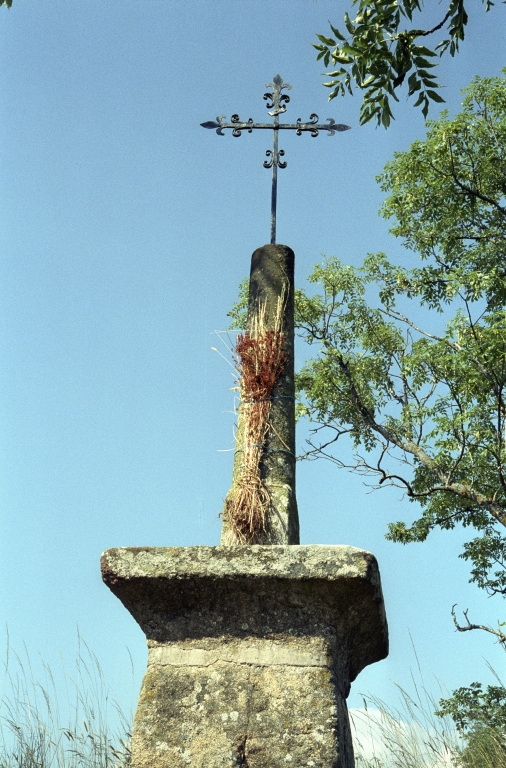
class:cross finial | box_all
[264,74,291,116]
[201,75,350,244]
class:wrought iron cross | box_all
[201,74,350,244]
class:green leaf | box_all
[314,0,479,124]
[427,89,446,102]
[331,54,354,64]
[316,34,337,47]
[412,45,437,57]
[436,39,451,54]
[329,23,347,41]
[407,71,419,88]
[381,108,392,128]
[343,12,356,35]
[359,105,380,125]
[341,43,363,57]
[414,57,437,69]
[278,72,506,615]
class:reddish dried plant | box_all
[224,327,288,543]
[235,330,288,402]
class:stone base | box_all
[101,545,388,768]
[136,650,351,767]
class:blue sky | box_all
[0,0,505,726]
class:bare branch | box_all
[452,605,506,650]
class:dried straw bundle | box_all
[225,297,288,543]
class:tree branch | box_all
[334,350,506,527]
[446,142,506,215]
[419,11,453,37]
[452,605,506,649]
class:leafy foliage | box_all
[313,0,494,126]
[437,682,506,768]
[227,278,249,331]
[295,69,506,755]
[295,73,506,605]
[456,725,506,768]
[229,72,506,609]
[437,681,506,733]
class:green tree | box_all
[292,73,506,638]
[455,725,506,768]
[228,72,506,744]
[228,72,506,645]
[295,67,506,742]
[437,681,506,767]
[313,0,495,127]
[229,65,506,760]
[438,681,506,733]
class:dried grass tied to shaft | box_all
[225,296,288,543]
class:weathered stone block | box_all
[101,545,388,768]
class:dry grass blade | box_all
[0,634,132,768]
[351,672,505,768]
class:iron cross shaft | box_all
[201,74,350,244]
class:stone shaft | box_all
[221,244,299,545]
[101,545,388,768]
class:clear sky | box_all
[0,0,505,730]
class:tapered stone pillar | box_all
[221,244,299,545]
[101,545,388,768]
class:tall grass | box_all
[0,634,503,768]
[456,725,506,768]
[0,636,132,768]
[351,675,505,768]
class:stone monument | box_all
[101,77,388,768]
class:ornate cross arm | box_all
[201,116,350,137]
[201,75,350,244]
